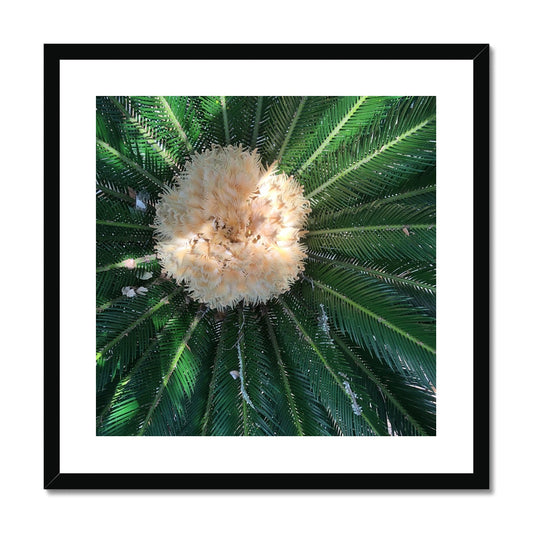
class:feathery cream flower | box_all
[154,145,311,309]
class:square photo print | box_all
[95,96,436,437]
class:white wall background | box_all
[1,1,528,531]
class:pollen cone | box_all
[154,145,311,309]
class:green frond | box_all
[308,182,436,230]
[273,96,341,172]
[250,96,264,148]
[193,96,231,148]
[234,305,280,436]
[261,303,338,435]
[169,316,220,435]
[306,224,436,263]
[96,138,167,194]
[97,96,199,165]
[276,295,388,436]
[96,284,183,389]
[105,96,182,167]
[262,309,305,435]
[260,96,308,165]
[302,96,436,208]
[97,306,210,436]
[199,306,289,436]
[306,251,436,315]
[331,332,436,436]
[96,268,160,311]
[200,309,245,436]
[307,252,435,293]
[138,309,208,436]
[299,262,436,386]
[295,96,399,174]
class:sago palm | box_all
[96,95,436,436]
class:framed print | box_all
[44,43,489,489]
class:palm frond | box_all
[306,251,436,315]
[306,224,436,263]
[303,97,436,209]
[96,283,183,390]
[275,295,388,436]
[200,309,245,436]
[260,96,308,165]
[97,305,209,436]
[299,262,436,386]
[294,96,399,174]
[139,308,208,436]
[331,332,436,436]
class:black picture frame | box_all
[44,43,490,490]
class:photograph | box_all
[95,95,437,437]
[10,0,530,524]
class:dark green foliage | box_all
[96,95,436,436]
